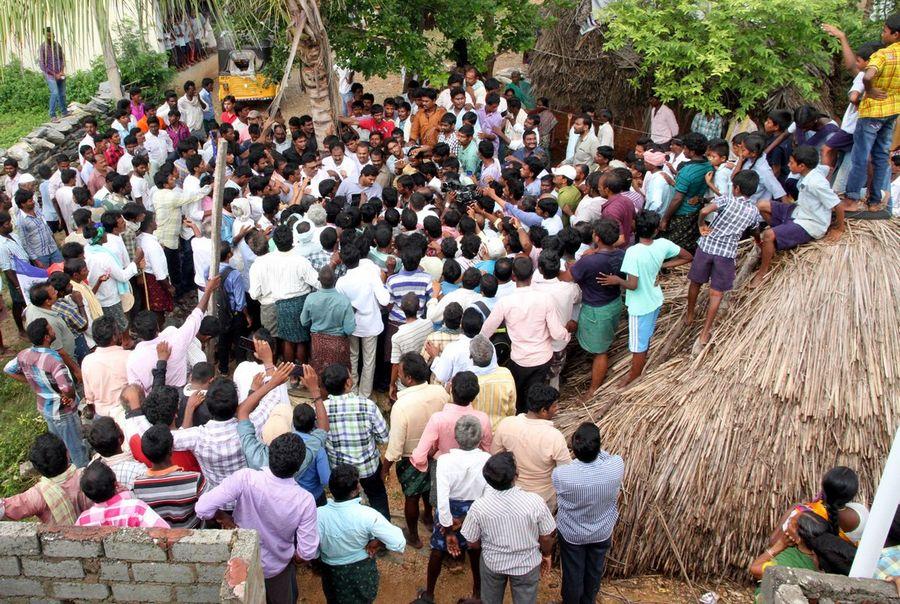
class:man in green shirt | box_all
[299,266,356,376]
[660,132,713,252]
[552,165,583,227]
[456,124,481,177]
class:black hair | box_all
[494,257,513,283]
[478,140,494,159]
[293,404,317,434]
[480,274,498,298]
[442,259,462,284]
[443,302,463,330]
[28,282,53,307]
[269,433,307,478]
[461,267,481,291]
[399,352,430,384]
[143,385,180,426]
[198,316,222,338]
[141,424,174,464]
[635,210,662,239]
[91,315,119,348]
[857,41,884,61]
[731,170,760,197]
[205,377,239,421]
[482,452,516,490]
[526,383,558,414]
[538,249,561,280]
[822,466,859,535]
[792,145,819,170]
[88,417,123,457]
[322,364,351,396]
[767,109,793,132]
[190,362,215,385]
[273,224,294,252]
[707,138,730,159]
[511,256,534,282]
[329,463,360,501]
[796,512,857,575]
[461,307,484,338]
[400,246,422,272]
[132,310,160,341]
[572,422,601,463]
[451,371,480,405]
[400,291,420,319]
[594,218,620,246]
[80,461,117,503]
[886,12,900,34]
[742,133,766,156]
[29,433,69,477]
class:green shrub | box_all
[66,65,105,104]
[0,61,49,114]
[112,20,175,104]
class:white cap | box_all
[551,165,577,181]
[18,173,36,184]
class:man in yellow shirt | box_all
[845,13,900,212]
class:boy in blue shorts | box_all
[599,210,692,386]
[685,171,762,347]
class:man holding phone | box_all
[39,27,68,122]
[335,164,384,201]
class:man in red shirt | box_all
[339,103,396,139]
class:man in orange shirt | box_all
[137,105,166,133]
[410,88,446,148]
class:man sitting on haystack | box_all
[750,146,845,287]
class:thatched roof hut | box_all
[557,220,900,581]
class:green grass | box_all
[0,377,45,497]
[0,110,47,149]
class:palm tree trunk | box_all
[94,5,123,100]
[289,0,340,148]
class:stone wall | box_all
[0,522,265,603]
[0,83,117,172]
[758,566,900,603]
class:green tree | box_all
[322,0,554,78]
[600,0,880,116]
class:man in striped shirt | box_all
[552,422,624,604]
[389,292,434,401]
[460,452,555,603]
[133,425,205,528]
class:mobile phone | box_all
[292,363,304,377]
[239,336,255,352]
[350,193,361,205]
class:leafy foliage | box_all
[0,378,45,497]
[600,0,878,116]
[109,20,176,102]
[322,0,558,78]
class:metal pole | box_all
[207,138,229,319]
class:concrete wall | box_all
[758,566,900,603]
[0,522,265,603]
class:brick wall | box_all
[0,522,265,603]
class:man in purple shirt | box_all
[38,27,68,121]
[476,94,504,155]
[600,170,636,249]
[196,432,319,604]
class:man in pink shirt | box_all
[480,257,570,413]
[410,371,492,472]
[82,316,131,420]
[126,274,220,391]
[648,96,679,147]
[76,461,169,528]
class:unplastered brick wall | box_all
[0,522,265,603]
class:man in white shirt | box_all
[129,157,151,205]
[531,250,581,389]
[570,172,606,227]
[144,119,174,175]
[335,243,389,398]
[596,108,614,149]
[425,267,482,324]
[321,142,359,182]
[84,224,144,330]
[561,115,599,166]
[178,80,206,137]
[54,169,78,233]
[157,92,178,126]
[78,118,98,161]
[648,96,679,146]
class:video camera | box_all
[441,179,479,204]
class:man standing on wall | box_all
[38,27,68,122]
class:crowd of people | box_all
[1,10,899,603]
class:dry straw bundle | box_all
[557,219,900,580]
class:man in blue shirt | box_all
[552,422,624,604]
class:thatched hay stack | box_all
[557,220,900,580]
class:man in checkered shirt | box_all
[317,363,391,520]
[685,170,762,346]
